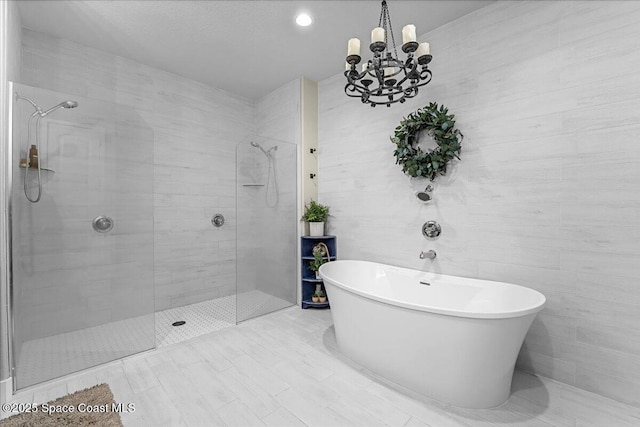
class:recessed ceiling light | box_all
[296,13,313,27]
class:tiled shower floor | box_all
[15,290,293,389]
[16,312,153,389]
[156,290,293,347]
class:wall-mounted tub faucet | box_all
[420,250,437,260]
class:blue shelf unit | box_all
[301,235,336,309]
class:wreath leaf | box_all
[390,103,463,181]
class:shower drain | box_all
[172,321,186,326]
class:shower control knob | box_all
[422,221,441,239]
[92,216,114,233]
[212,214,225,228]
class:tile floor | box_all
[15,290,292,389]
[5,307,640,427]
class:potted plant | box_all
[308,244,327,279]
[312,293,320,303]
[302,200,329,236]
[317,290,327,303]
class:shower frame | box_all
[2,82,16,393]
[235,136,301,322]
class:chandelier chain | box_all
[380,1,399,62]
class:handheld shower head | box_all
[249,141,280,208]
[251,141,272,157]
[41,100,78,117]
[15,93,78,117]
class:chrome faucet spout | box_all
[420,250,437,260]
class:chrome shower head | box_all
[416,192,432,202]
[41,100,78,117]
[415,185,433,203]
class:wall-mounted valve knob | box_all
[92,216,114,233]
[422,221,441,239]
[212,214,225,227]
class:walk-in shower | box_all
[14,93,78,203]
[6,85,298,391]
[8,83,155,390]
[236,138,297,322]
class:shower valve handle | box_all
[422,221,441,239]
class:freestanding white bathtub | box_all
[319,260,546,409]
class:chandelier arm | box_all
[383,86,408,96]
[377,93,407,106]
[344,84,369,99]
[345,90,366,99]
[415,70,433,87]
[368,86,407,101]
[359,86,411,106]
[419,68,433,81]
[346,71,374,88]
[372,68,385,87]
[344,83,366,95]
[344,78,379,96]
[346,85,368,96]
[394,72,411,88]
[404,58,419,78]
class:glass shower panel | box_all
[236,137,297,322]
[10,83,155,389]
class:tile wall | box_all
[19,28,255,319]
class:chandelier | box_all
[344,0,433,107]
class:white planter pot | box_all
[309,221,325,237]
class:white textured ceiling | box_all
[17,0,493,100]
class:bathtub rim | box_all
[320,259,546,320]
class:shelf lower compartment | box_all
[301,299,330,309]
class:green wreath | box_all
[391,102,463,181]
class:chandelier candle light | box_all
[344,0,433,107]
